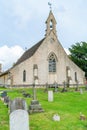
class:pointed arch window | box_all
[23,70,26,82]
[48,53,56,72]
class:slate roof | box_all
[14,38,45,66]
[0,69,9,77]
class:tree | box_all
[69,42,87,78]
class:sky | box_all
[0,0,87,71]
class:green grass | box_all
[0,88,87,130]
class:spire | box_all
[45,9,57,37]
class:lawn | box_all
[0,87,87,130]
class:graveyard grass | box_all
[0,87,87,130]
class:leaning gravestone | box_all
[9,98,29,130]
[48,91,53,102]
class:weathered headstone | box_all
[10,110,29,130]
[75,80,79,91]
[10,98,28,113]
[44,83,48,92]
[9,98,29,130]
[48,90,53,102]
[53,82,58,92]
[80,88,83,94]
[22,92,31,98]
[1,91,7,98]
[61,81,67,92]
[1,91,7,101]
[4,96,10,107]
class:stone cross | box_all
[33,83,36,100]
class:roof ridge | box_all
[14,38,45,66]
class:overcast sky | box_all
[0,0,87,71]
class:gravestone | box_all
[29,83,44,114]
[22,92,31,98]
[80,88,83,94]
[1,91,7,98]
[48,91,53,102]
[53,82,58,92]
[4,96,10,107]
[75,80,79,91]
[44,83,48,92]
[61,81,67,92]
[1,91,7,102]
[9,98,29,130]
[0,91,10,107]
[10,98,28,113]
[10,110,29,130]
[29,100,44,114]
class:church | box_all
[0,10,85,87]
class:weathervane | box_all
[48,2,52,11]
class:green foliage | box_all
[69,42,87,77]
[0,88,87,130]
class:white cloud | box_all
[0,0,87,50]
[0,45,24,71]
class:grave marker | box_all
[29,83,44,114]
[53,82,58,92]
[10,98,28,113]
[10,110,29,130]
[80,88,83,94]
[9,98,29,130]
[1,91,7,98]
[48,90,53,102]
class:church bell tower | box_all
[45,10,57,37]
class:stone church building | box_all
[0,11,85,87]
